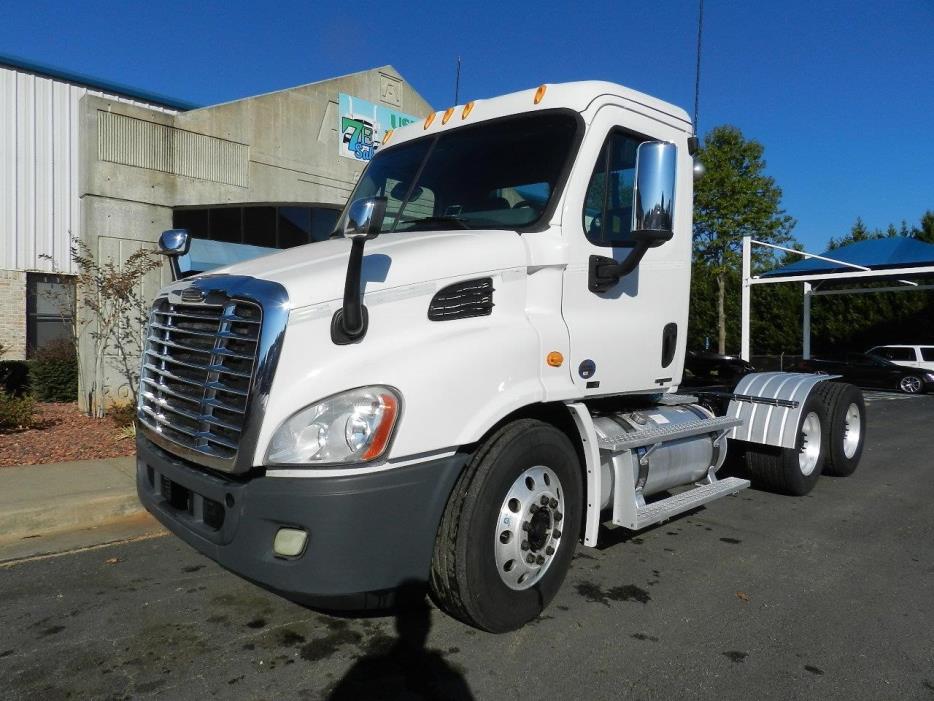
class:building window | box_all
[26,273,76,358]
[173,204,342,249]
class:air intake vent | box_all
[428,278,494,321]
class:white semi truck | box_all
[137,81,866,633]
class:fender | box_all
[727,372,839,449]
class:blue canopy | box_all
[763,237,934,277]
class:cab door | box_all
[560,106,693,396]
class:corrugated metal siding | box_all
[97,112,248,187]
[0,65,176,274]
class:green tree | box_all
[692,126,795,354]
[913,210,934,244]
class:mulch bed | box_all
[0,403,135,467]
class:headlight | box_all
[266,386,401,465]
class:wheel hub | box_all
[527,508,551,552]
[843,402,861,459]
[798,410,822,476]
[494,465,565,591]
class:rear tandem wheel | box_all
[744,391,828,496]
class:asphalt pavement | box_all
[1,394,932,700]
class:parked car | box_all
[683,351,756,389]
[794,354,934,394]
[866,344,934,372]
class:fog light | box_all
[273,528,308,557]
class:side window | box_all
[582,131,642,246]
[921,348,934,361]
[881,347,915,361]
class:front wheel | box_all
[429,419,582,633]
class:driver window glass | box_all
[583,131,642,246]
[921,348,934,361]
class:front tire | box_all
[744,393,828,496]
[429,419,582,633]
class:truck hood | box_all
[204,229,528,309]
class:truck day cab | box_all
[137,82,867,632]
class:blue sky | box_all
[2,0,932,251]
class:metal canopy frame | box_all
[740,235,934,360]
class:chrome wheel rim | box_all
[798,411,822,476]
[900,376,921,393]
[842,402,861,459]
[494,465,565,591]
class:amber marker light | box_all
[424,112,436,129]
[382,129,393,145]
[361,392,399,461]
[461,101,475,119]
[546,351,564,367]
[442,107,455,124]
[534,84,547,104]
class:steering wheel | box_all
[512,200,541,212]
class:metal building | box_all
[0,54,431,410]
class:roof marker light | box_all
[442,107,455,124]
[461,101,475,119]
[534,85,547,104]
[424,112,436,129]
[382,129,393,145]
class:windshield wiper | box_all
[398,215,471,230]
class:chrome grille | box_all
[138,295,262,467]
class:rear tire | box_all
[898,375,923,394]
[429,419,582,633]
[744,393,827,496]
[813,382,865,477]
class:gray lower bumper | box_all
[136,434,466,609]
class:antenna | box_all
[693,0,704,135]
[454,56,462,104]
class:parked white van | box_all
[867,345,934,372]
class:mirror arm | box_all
[588,243,650,293]
[331,237,369,345]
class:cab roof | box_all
[385,81,692,147]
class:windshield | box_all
[343,111,580,233]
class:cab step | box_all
[614,476,750,530]
[597,416,743,452]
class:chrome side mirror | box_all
[342,197,387,240]
[158,229,191,281]
[631,141,676,246]
[158,228,191,256]
[589,140,677,293]
[332,196,388,345]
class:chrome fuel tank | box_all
[593,403,728,509]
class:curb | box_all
[0,493,145,545]
[0,456,144,546]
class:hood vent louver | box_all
[428,278,495,321]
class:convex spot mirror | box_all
[343,197,388,240]
[158,229,191,256]
[631,141,677,247]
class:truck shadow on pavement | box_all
[326,579,474,701]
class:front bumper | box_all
[136,434,466,609]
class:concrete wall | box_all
[74,65,431,410]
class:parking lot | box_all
[2,393,933,700]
